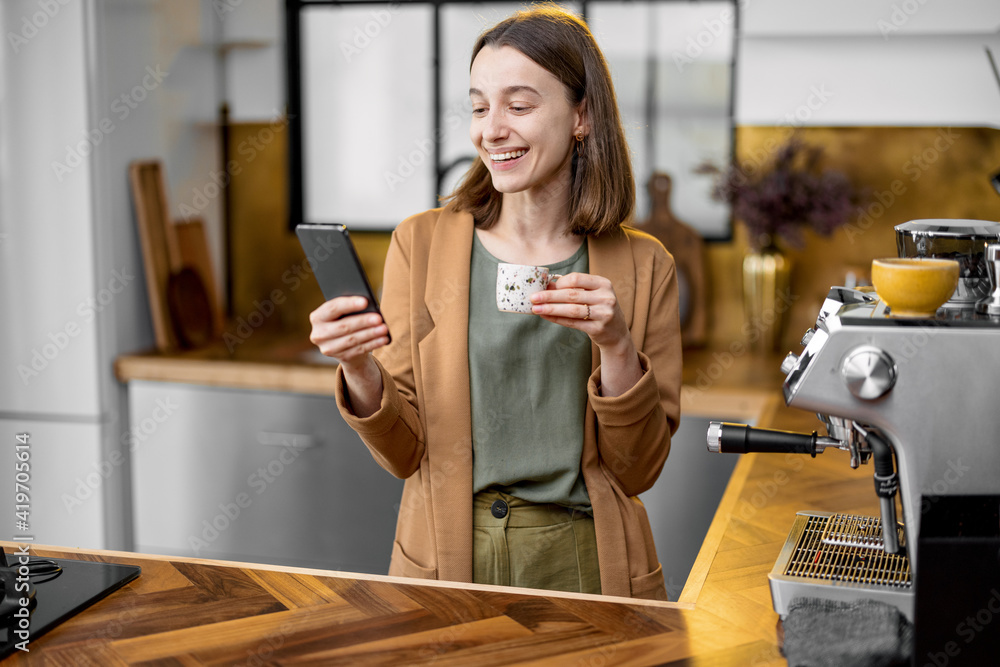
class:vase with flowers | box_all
[697,136,862,351]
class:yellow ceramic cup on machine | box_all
[871,257,960,317]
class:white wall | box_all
[219,0,284,121]
[91,0,223,368]
[737,0,1000,127]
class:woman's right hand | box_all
[309,295,390,376]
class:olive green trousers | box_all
[472,490,601,595]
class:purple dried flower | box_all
[696,136,863,250]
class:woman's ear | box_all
[575,98,590,138]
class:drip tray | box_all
[769,511,914,620]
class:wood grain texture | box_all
[1,393,883,666]
[129,160,181,351]
[174,218,225,339]
[635,172,708,349]
[113,332,342,396]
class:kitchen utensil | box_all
[894,218,1000,305]
[870,257,959,318]
[165,267,214,348]
[130,160,216,350]
[175,219,224,337]
[640,172,707,347]
[975,243,1000,315]
[129,161,181,350]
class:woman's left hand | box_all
[529,273,630,353]
[531,273,643,396]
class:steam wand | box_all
[853,423,901,555]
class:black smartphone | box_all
[295,223,390,342]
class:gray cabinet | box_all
[129,381,402,574]
[639,415,739,597]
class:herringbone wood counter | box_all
[3,402,882,665]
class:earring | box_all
[576,132,585,156]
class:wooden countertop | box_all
[3,399,885,665]
[115,335,792,423]
[115,331,343,395]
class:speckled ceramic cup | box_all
[497,263,552,314]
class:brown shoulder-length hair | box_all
[443,3,635,236]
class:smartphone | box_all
[295,223,390,343]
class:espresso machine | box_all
[707,223,1000,664]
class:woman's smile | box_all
[489,149,528,170]
[469,45,583,195]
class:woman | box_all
[310,4,681,601]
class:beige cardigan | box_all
[334,204,682,600]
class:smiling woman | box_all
[465,43,588,227]
[309,4,683,601]
[468,58,576,199]
[450,11,634,237]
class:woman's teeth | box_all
[490,149,526,162]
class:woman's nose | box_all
[482,110,508,142]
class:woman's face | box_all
[469,45,585,197]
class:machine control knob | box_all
[706,421,723,453]
[841,346,897,400]
[800,328,815,347]
[780,352,799,375]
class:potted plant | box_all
[697,136,863,350]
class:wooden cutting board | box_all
[129,161,180,351]
[639,172,708,348]
[174,218,224,339]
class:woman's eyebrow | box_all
[469,85,542,97]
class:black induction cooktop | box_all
[1,547,140,658]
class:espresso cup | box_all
[496,263,555,314]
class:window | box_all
[288,0,736,238]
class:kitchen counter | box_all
[114,332,342,396]
[114,335,790,417]
[3,399,884,665]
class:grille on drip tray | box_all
[769,511,915,620]
[781,513,911,587]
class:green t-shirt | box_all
[468,232,593,511]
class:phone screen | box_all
[295,223,390,342]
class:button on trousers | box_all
[472,490,601,595]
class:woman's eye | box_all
[472,107,487,116]
[510,105,530,113]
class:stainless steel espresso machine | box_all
[707,224,1000,664]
